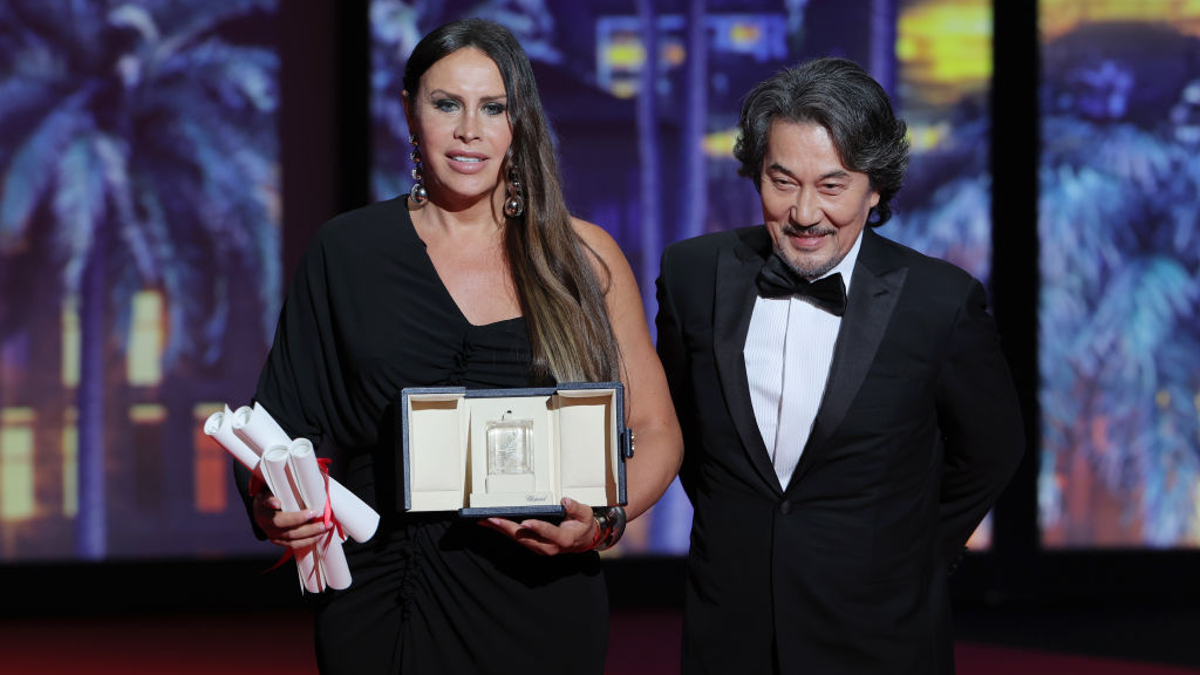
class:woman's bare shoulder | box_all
[569,217,624,264]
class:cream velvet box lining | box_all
[399,383,630,518]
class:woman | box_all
[239,18,683,675]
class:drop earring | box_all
[504,165,524,218]
[409,134,428,205]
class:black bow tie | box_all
[755,254,847,316]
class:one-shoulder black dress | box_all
[248,196,608,674]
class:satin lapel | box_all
[788,230,907,489]
[713,235,783,494]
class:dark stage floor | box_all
[4,557,1199,674]
[2,606,1199,674]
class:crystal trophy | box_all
[484,412,537,494]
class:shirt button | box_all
[779,501,791,515]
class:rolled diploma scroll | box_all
[205,407,349,593]
[261,445,323,593]
[289,438,352,590]
[231,402,380,543]
[204,406,261,473]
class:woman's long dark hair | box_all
[404,19,620,383]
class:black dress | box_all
[249,196,608,674]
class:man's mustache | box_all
[781,223,835,237]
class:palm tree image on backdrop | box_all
[0,0,280,560]
[1038,1,1200,548]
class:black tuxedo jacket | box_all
[655,226,1024,674]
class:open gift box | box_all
[398,382,632,518]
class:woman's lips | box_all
[446,153,488,174]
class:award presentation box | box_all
[398,382,632,518]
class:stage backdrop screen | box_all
[0,0,993,563]
[1038,0,1200,548]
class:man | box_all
[655,57,1024,674]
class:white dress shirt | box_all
[744,232,862,489]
